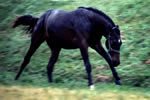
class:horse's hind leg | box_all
[46,47,61,82]
[15,34,45,80]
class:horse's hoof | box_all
[90,85,95,90]
[115,80,122,85]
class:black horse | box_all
[12,7,122,88]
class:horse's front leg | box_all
[80,46,94,90]
[91,43,121,85]
[46,47,61,82]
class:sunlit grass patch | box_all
[0,85,150,100]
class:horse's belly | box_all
[58,40,79,49]
[63,46,78,49]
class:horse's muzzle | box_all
[112,60,120,67]
[110,52,120,67]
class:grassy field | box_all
[0,0,150,99]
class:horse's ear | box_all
[116,25,119,29]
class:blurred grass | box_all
[0,0,150,94]
[0,85,150,100]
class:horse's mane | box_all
[79,7,115,26]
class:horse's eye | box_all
[118,39,122,45]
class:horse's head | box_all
[106,25,122,67]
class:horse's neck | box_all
[93,16,111,38]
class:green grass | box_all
[0,0,150,98]
[0,84,150,100]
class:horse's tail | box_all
[12,15,39,34]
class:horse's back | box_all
[45,8,92,31]
[38,8,94,49]
[46,9,74,32]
